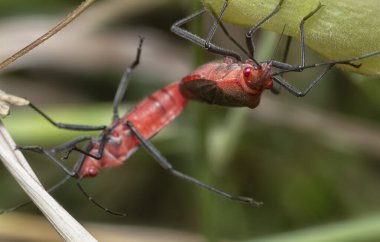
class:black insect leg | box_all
[125,121,263,207]
[207,5,251,58]
[271,3,323,72]
[112,37,144,122]
[52,135,101,161]
[271,34,292,95]
[289,50,380,72]
[76,178,126,217]
[51,135,93,154]
[17,135,95,176]
[8,141,125,217]
[18,140,126,216]
[272,64,334,97]
[171,3,242,61]
[18,146,78,177]
[245,0,285,61]
[29,103,106,131]
[19,130,112,174]
[0,175,71,215]
[299,3,324,67]
[267,3,380,97]
[282,36,292,64]
[27,41,143,131]
[271,46,380,76]
[71,145,128,217]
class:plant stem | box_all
[0,121,96,241]
[189,1,218,241]
[0,0,97,71]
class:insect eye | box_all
[87,167,98,177]
[243,67,253,79]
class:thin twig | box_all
[0,0,96,71]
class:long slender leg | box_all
[171,5,242,60]
[271,32,292,95]
[272,64,334,97]
[245,0,284,60]
[112,37,144,122]
[76,178,126,217]
[208,6,250,59]
[17,135,96,176]
[270,50,374,97]
[29,103,106,131]
[204,0,229,49]
[270,2,372,75]
[299,3,323,67]
[0,175,71,215]
[268,3,380,97]
[17,139,123,216]
[19,146,79,176]
[125,121,263,207]
[271,45,380,76]
[267,3,322,72]
[3,148,126,217]
[271,3,323,72]
[22,134,95,160]
[282,36,292,64]
[66,132,110,161]
[50,135,94,154]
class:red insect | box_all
[10,38,263,216]
[80,58,274,180]
[4,0,380,216]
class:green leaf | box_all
[246,214,380,242]
[202,0,380,76]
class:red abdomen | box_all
[79,82,188,177]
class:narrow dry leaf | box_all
[0,102,10,118]
[0,90,30,118]
[0,121,97,241]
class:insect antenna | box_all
[208,7,250,59]
[270,25,289,94]
[76,178,127,217]
[0,175,71,215]
[270,24,288,61]
[282,35,292,64]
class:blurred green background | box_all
[1,0,380,241]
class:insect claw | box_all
[252,200,264,207]
[349,62,362,68]
[16,146,43,153]
[61,149,73,160]
[244,196,263,207]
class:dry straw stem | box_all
[0,0,98,240]
[0,90,30,118]
[202,0,380,75]
[0,121,97,241]
[0,0,96,71]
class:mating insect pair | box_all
[2,0,380,216]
